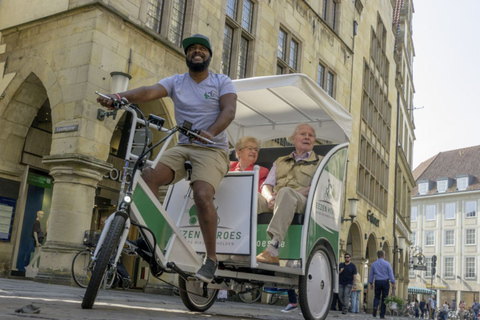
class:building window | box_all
[465,257,476,279]
[357,61,391,214]
[466,201,477,218]
[424,257,432,278]
[317,62,336,97]
[437,179,448,193]
[411,206,417,221]
[444,257,454,279]
[418,182,428,195]
[277,27,300,74]
[457,176,469,191]
[426,205,436,221]
[466,229,476,245]
[145,0,188,48]
[222,0,255,79]
[445,202,455,220]
[410,231,416,246]
[425,231,435,246]
[146,0,164,32]
[370,17,389,82]
[444,230,454,246]
[321,0,339,31]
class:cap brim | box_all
[182,37,212,54]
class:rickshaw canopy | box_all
[228,74,352,145]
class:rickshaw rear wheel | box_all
[298,245,333,320]
[178,275,218,312]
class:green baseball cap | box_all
[182,34,213,55]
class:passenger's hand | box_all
[267,193,276,209]
[96,94,117,109]
[298,187,310,197]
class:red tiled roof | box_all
[412,145,480,195]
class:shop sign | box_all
[367,210,380,226]
[103,168,132,183]
[27,173,52,189]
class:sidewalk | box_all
[0,278,408,319]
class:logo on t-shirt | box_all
[204,90,218,100]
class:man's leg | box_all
[379,281,389,318]
[191,180,217,262]
[373,282,382,317]
[340,284,352,313]
[142,163,175,197]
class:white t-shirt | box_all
[159,72,236,151]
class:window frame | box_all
[317,61,336,98]
[465,256,476,279]
[222,0,256,80]
[437,179,448,193]
[145,0,189,48]
[418,182,428,195]
[425,204,436,221]
[411,206,417,221]
[445,202,455,220]
[444,230,454,246]
[277,26,301,75]
[465,200,477,218]
[465,228,476,246]
[425,230,435,247]
[443,256,454,279]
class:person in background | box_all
[229,136,269,192]
[419,298,427,319]
[281,290,298,313]
[338,252,358,315]
[427,296,436,319]
[414,298,419,318]
[472,299,480,320]
[368,250,395,319]
[32,211,45,248]
[350,274,362,314]
[458,300,465,320]
[441,301,448,320]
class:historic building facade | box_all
[0,0,415,306]
[410,145,480,308]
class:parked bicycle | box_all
[72,229,135,290]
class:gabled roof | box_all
[412,145,480,195]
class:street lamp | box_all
[342,198,359,222]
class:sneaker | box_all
[281,304,298,313]
[195,257,217,283]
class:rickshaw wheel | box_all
[298,245,333,320]
[178,275,218,312]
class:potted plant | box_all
[384,295,404,310]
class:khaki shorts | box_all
[159,144,229,191]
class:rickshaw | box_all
[81,74,353,320]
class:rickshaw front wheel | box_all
[298,245,333,320]
[178,275,218,312]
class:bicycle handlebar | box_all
[95,91,215,145]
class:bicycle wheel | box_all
[238,283,262,304]
[179,275,218,312]
[72,250,93,288]
[81,215,125,309]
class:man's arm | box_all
[202,93,237,140]
[261,184,276,209]
[97,83,168,107]
[33,231,40,247]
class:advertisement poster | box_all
[164,173,254,255]
[0,197,16,241]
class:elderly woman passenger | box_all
[230,136,269,192]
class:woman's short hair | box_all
[235,136,261,152]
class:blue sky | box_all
[412,0,480,169]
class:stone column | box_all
[35,154,111,285]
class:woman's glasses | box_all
[241,146,259,152]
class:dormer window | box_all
[437,179,448,193]
[418,180,430,195]
[457,175,470,191]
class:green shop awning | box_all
[408,287,436,295]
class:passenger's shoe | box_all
[281,303,298,313]
[373,308,377,317]
[195,257,217,283]
[256,250,279,265]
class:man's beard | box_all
[186,55,211,72]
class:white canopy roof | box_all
[227,74,352,145]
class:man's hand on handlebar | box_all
[192,130,214,144]
[96,93,117,109]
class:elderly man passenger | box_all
[256,123,322,265]
[230,136,269,191]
